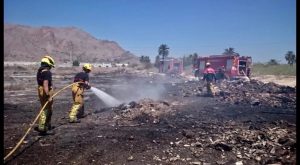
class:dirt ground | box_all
[4,66,296,165]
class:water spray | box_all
[90,87,121,107]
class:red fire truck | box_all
[193,54,252,80]
[159,57,184,74]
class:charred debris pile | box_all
[93,77,296,125]
[90,79,296,164]
[95,99,173,125]
[178,79,296,109]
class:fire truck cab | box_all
[193,55,252,80]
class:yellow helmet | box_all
[83,63,92,71]
[41,55,55,68]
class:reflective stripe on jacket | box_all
[203,67,215,74]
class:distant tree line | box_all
[267,59,279,65]
[223,47,240,56]
[183,53,198,67]
[139,56,151,63]
[265,51,296,66]
[151,45,296,70]
[73,46,296,70]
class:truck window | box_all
[239,61,247,75]
[226,59,232,70]
[239,61,246,67]
[200,61,205,70]
[174,63,180,72]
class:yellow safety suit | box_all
[203,67,216,97]
[38,86,54,131]
[206,82,215,96]
[69,83,85,122]
[37,68,54,132]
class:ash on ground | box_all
[4,71,296,165]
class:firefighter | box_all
[247,67,251,77]
[216,66,228,82]
[194,68,200,80]
[35,55,55,135]
[69,63,92,123]
[202,62,216,96]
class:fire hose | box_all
[4,82,82,163]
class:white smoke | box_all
[110,80,166,103]
[90,76,168,107]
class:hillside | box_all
[4,24,139,63]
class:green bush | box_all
[73,60,80,66]
[267,59,279,65]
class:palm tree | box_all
[158,44,169,72]
[159,44,169,59]
[223,47,238,55]
[285,51,296,66]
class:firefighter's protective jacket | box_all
[203,67,216,82]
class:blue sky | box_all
[4,0,296,63]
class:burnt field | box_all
[4,67,296,165]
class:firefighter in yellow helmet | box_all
[35,55,55,135]
[69,63,92,123]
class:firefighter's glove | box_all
[46,94,53,102]
[86,85,91,90]
[83,83,91,90]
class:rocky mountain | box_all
[4,24,138,63]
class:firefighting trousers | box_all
[206,82,215,96]
[38,86,54,132]
[69,84,85,122]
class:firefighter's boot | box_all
[69,103,81,123]
[45,110,54,130]
[38,109,48,133]
[77,105,86,118]
[210,83,216,96]
[207,82,215,97]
